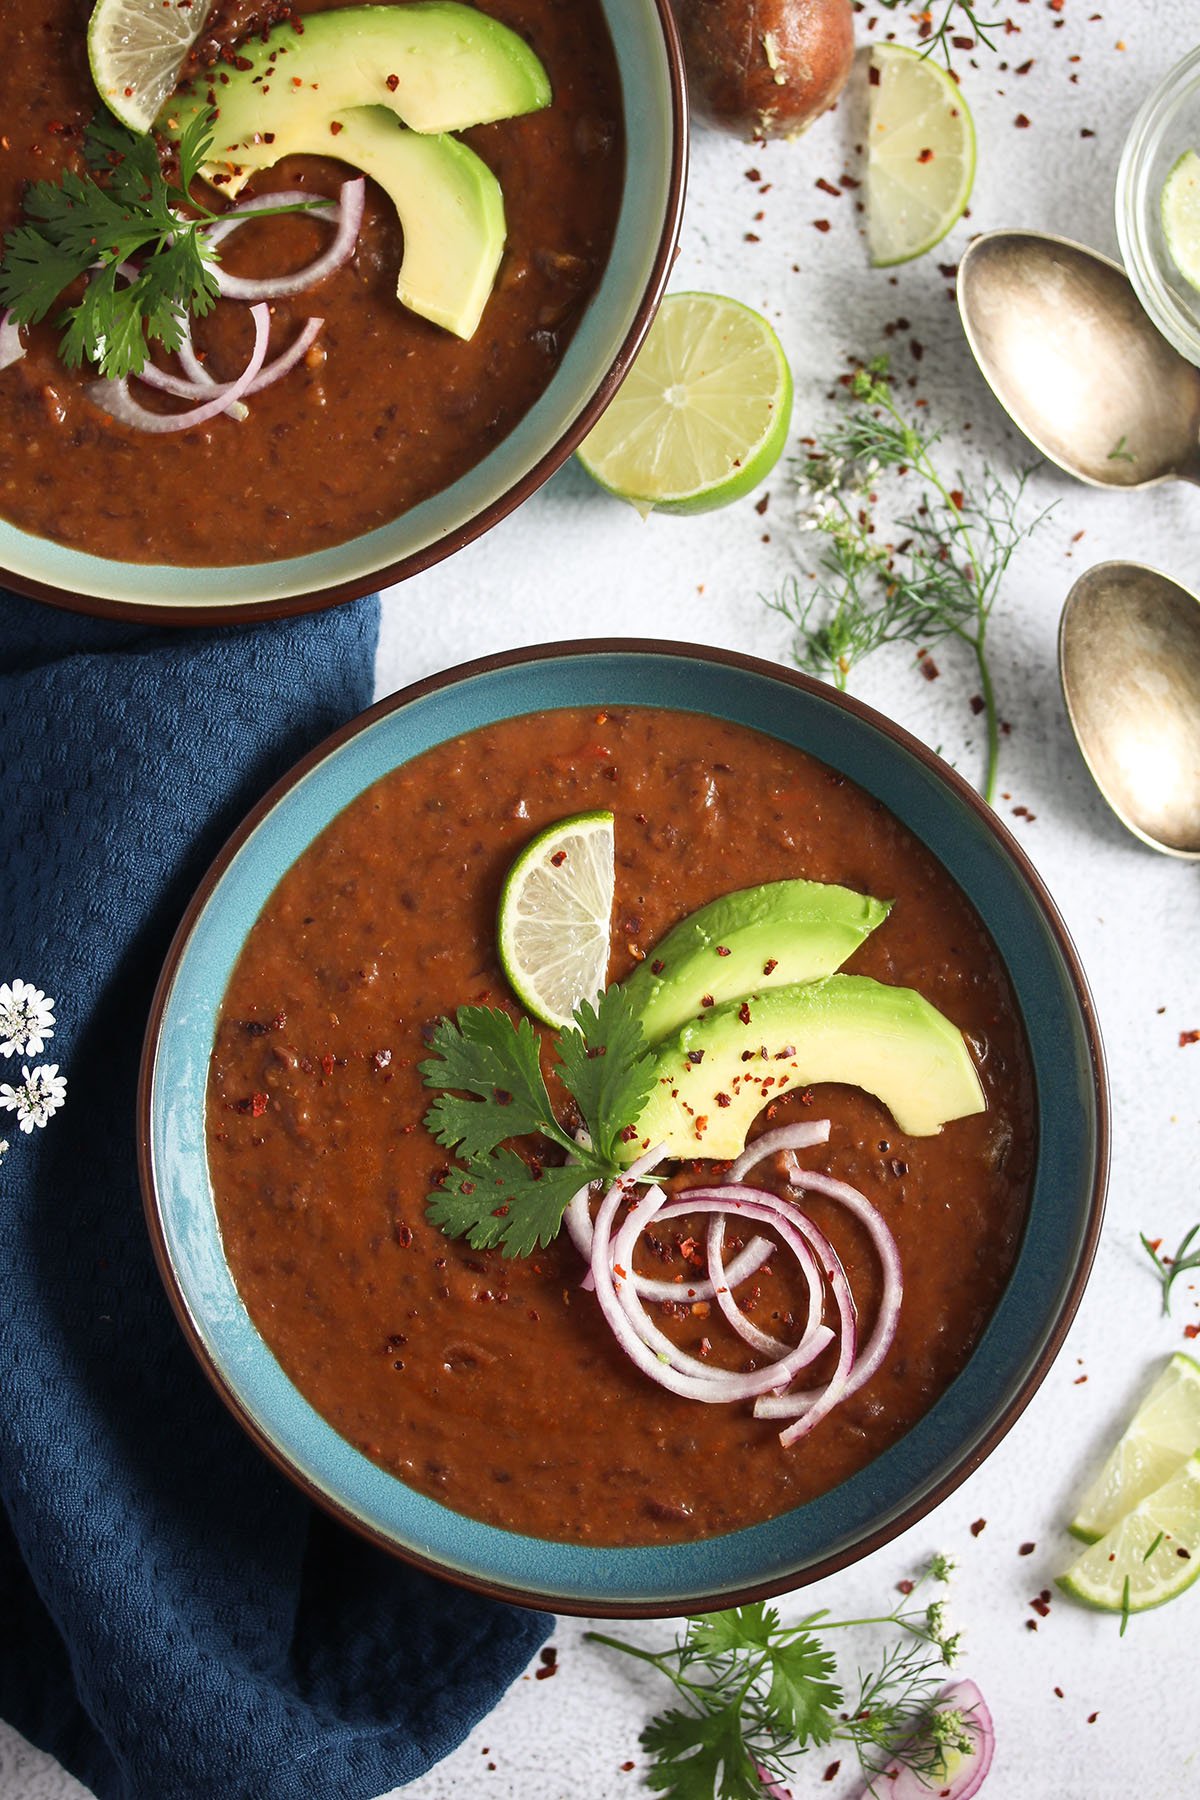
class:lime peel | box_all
[866,44,976,268]
[497,811,615,1028]
[1068,1351,1200,1543]
[577,291,793,515]
[88,0,214,134]
[1161,149,1200,292]
[1058,1450,1200,1615]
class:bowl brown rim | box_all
[137,639,1110,1618]
[1,0,689,627]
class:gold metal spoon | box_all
[1060,562,1200,859]
[958,230,1200,489]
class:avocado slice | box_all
[167,3,551,187]
[622,975,987,1161]
[621,880,892,1044]
[249,107,504,339]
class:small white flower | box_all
[0,1063,67,1133]
[0,980,56,1058]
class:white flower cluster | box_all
[0,981,66,1139]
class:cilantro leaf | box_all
[688,1606,781,1657]
[426,1153,587,1258]
[420,1007,564,1153]
[763,1636,840,1745]
[641,1704,765,1800]
[555,986,656,1165]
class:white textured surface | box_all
[7,4,1200,1795]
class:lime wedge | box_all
[577,292,793,516]
[1058,1451,1200,1615]
[88,0,213,134]
[1069,1352,1200,1543]
[867,44,975,267]
[1162,149,1200,291]
[497,812,615,1027]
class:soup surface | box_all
[207,707,1037,1546]
[0,0,623,564]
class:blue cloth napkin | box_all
[0,590,551,1800]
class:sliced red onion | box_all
[207,179,364,300]
[756,1166,903,1424]
[600,1185,835,1400]
[707,1213,793,1358]
[728,1118,831,1184]
[87,303,270,433]
[855,1679,994,1800]
[0,309,25,371]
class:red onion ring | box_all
[728,1118,831,1184]
[87,303,270,433]
[0,310,25,371]
[206,179,364,300]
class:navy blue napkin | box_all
[0,590,551,1800]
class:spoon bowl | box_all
[958,230,1200,489]
[1060,561,1200,859]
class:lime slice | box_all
[1069,1352,1200,1543]
[497,812,615,1027]
[576,292,793,516]
[1162,149,1200,291]
[1058,1450,1200,1615]
[867,44,976,267]
[88,0,213,134]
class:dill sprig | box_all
[1140,1223,1200,1316]
[767,356,1051,806]
[587,1555,975,1799]
[0,109,327,381]
[877,0,1005,68]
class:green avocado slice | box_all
[622,975,987,1161]
[621,879,892,1045]
[166,3,551,184]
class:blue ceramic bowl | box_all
[1,2,685,624]
[139,643,1108,1616]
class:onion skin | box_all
[673,0,855,140]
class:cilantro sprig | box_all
[420,986,657,1258]
[0,110,327,381]
[589,1557,972,1798]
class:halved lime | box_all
[576,292,793,516]
[1058,1450,1200,1615]
[88,0,213,134]
[1069,1352,1200,1543]
[497,812,615,1028]
[867,44,976,267]
[1162,149,1200,291]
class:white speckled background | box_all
[6,2,1200,1793]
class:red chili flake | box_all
[716,945,732,957]
[1087,1712,1099,1724]
[537,1647,558,1679]
[1025,1619,1038,1631]
[1015,113,1031,128]
[745,232,760,243]
[970,1517,987,1537]
[1020,1542,1036,1556]
[1179,1547,1193,1559]
[816,176,841,197]
[386,72,399,90]
[970,694,986,715]
[744,167,762,182]
[823,1764,841,1783]
[694,1115,709,1137]
[248,1091,269,1118]
[755,494,770,516]
[620,1764,635,1774]
[321,1053,335,1077]
[687,1050,705,1065]
[1179,1029,1200,1047]
[952,35,974,49]
[620,1124,638,1143]
[329,119,343,134]
[1081,127,1096,138]
[738,1002,752,1025]
[813,219,832,233]
[1054,1686,1064,1697]
[550,849,568,867]
[1031,1592,1051,1617]
[1183,1324,1200,1339]
[650,959,665,975]
[1016,56,1034,72]
[394,1222,413,1248]
[917,147,935,164]
[700,994,715,1009]
[1074,1374,1088,1385]
[762,958,778,977]
[920,657,941,682]
[716,1092,732,1108]
[869,63,881,85]
[896,1578,915,1595]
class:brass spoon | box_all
[957,230,1200,489]
[1059,562,1200,859]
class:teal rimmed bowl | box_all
[139,642,1108,1615]
[1,0,685,624]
